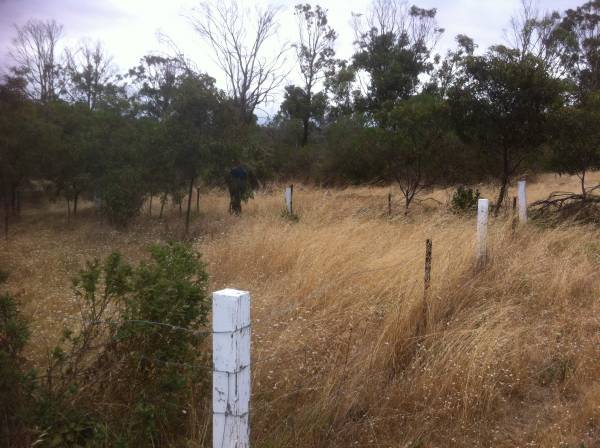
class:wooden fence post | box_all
[285,185,294,215]
[517,180,527,223]
[424,239,432,292]
[476,198,489,267]
[213,289,251,448]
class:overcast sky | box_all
[0,0,584,118]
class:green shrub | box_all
[450,186,480,213]
[100,167,146,227]
[0,293,36,447]
[40,242,211,446]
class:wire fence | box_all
[42,251,430,378]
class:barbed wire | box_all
[49,315,212,336]
[40,250,433,381]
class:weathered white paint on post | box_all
[517,180,527,223]
[476,199,489,266]
[213,288,251,448]
[285,185,293,215]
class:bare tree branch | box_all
[63,40,117,110]
[505,0,567,77]
[188,0,289,123]
[9,19,64,103]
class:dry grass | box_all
[2,173,600,447]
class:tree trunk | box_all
[16,189,21,217]
[185,177,195,235]
[301,118,309,146]
[196,188,200,214]
[159,194,166,219]
[581,170,587,198]
[3,194,8,240]
[73,192,79,216]
[11,185,17,215]
[495,147,510,217]
[148,194,153,217]
[402,183,417,215]
[495,175,509,217]
[66,198,71,224]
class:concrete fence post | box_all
[213,289,251,448]
[476,198,489,267]
[285,185,293,215]
[517,180,527,223]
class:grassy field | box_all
[2,173,600,447]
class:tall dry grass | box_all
[2,173,600,447]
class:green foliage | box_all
[0,2,598,225]
[352,5,442,112]
[0,80,47,216]
[448,47,566,208]
[280,3,337,146]
[99,167,146,227]
[560,2,600,97]
[546,94,600,194]
[450,186,480,213]
[0,292,36,447]
[378,94,452,211]
[46,101,96,205]
[39,242,211,446]
[319,116,382,185]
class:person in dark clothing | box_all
[228,162,247,215]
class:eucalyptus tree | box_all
[448,47,566,213]
[560,1,600,98]
[377,93,451,212]
[0,77,44,235]
[351,0,443,114]
[165,73,233,233]
[547,96,600,197]
[128,55,192,214]
[283,3,337,145]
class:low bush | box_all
[0,292,37,447]
[2,243,211,447]
[99,167,146,227]
[450,185,480,213]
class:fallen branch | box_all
[530,188,600,224]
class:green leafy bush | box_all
[38,242,211,446]
[450,186,480,213]
[0,292,37,447]
[99,167,146,227]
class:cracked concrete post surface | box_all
[518,180,527,223]
[213,289,251,448]
[477,199,489,268]
[285,185,293,215]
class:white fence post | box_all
[285,184,293,215]
[476,198,489,266]
[213,289,251,448]
[517,180,527,223]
